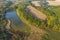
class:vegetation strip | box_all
[16,7,47,40]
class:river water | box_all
[5,11,27,27]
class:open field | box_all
[49,7,60,22]
[45,30,60,40]
[50,7,60,17]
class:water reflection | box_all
[5,11,25,26]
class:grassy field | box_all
[49,7,60,23]
[50,7,60,17]
[47,30,60,40]
[44,7,60,40]
[42,29,60,40]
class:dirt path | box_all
[22,20,46,40]
[26,24,46,40]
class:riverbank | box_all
[16,9,47,40]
